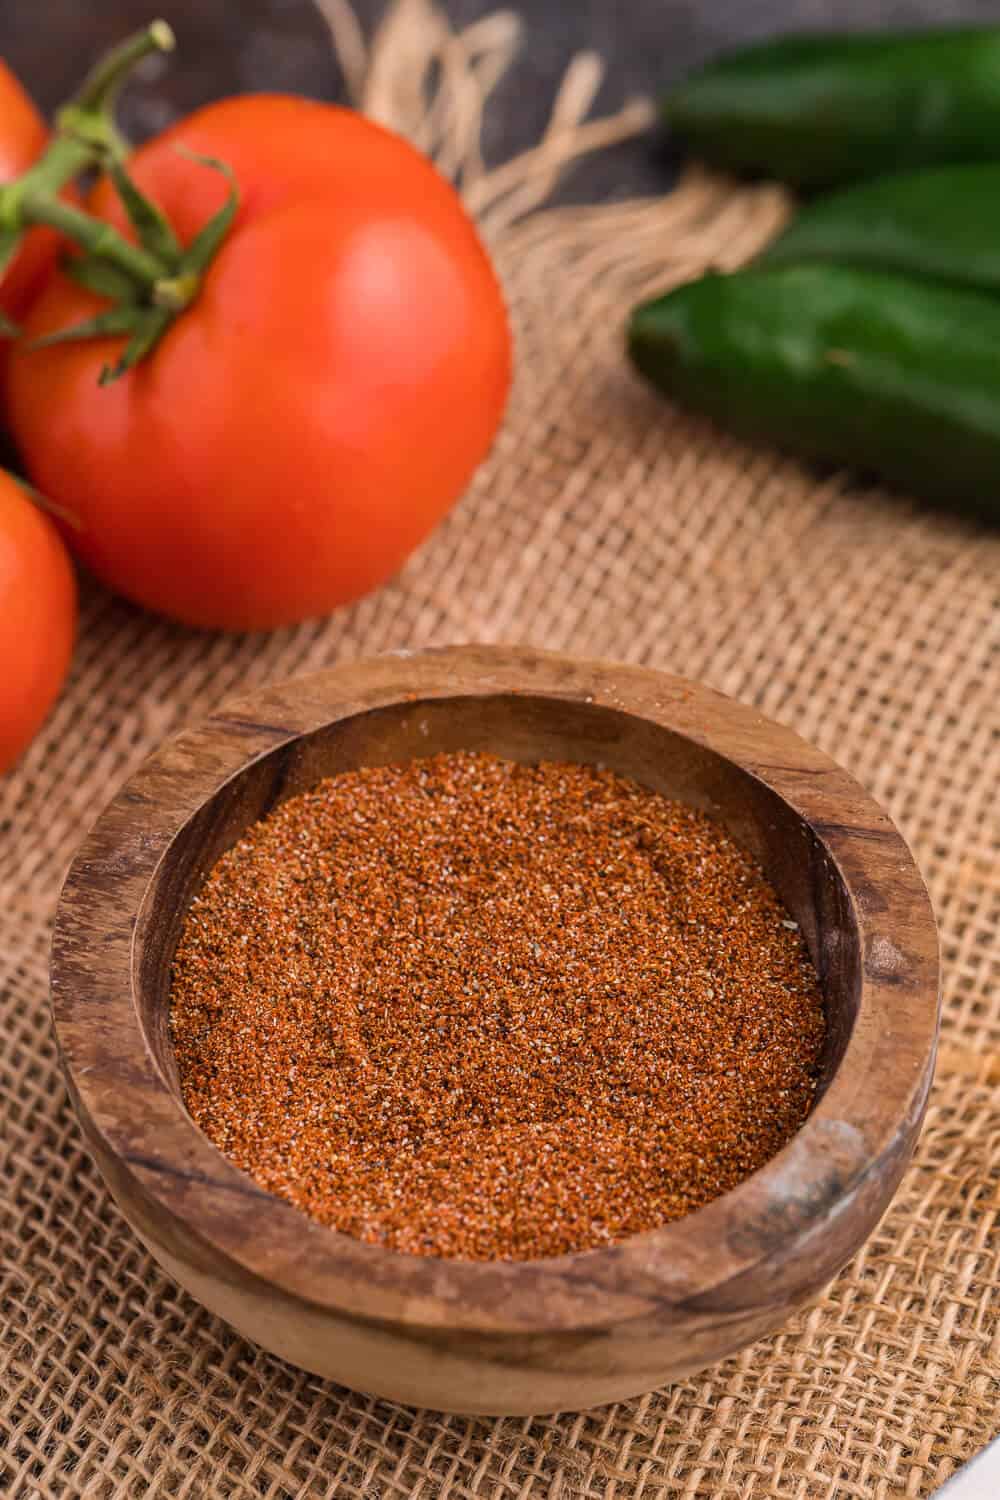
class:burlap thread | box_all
[3,2,998,1495]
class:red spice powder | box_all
[170,752,825,1261]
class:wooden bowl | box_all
[51,646,939,1416]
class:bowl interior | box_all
[135,692,859,1118]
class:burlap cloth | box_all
[3,4,999,1495]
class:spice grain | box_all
[170,752,825,1261]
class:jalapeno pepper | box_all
[663,28,1000,188]
[760,164,1000,293]
[628,263,1000,517]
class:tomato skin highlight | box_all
[0,472,76,773]
[6,96,512,630]
[0,59,58,325]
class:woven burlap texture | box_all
[3,9,1000,1495]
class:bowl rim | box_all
[50,644,940,1336]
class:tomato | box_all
[0,59,56,324]
[0,470,76,773]
[5,96,512,630]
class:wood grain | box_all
[50,646,939,1415]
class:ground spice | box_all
[170,751,826,1261]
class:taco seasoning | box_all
[170,751,825,1261]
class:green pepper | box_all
[759,165,1000,293]
[627,263,1000,518]
[663,28,1000,188]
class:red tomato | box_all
[6,96,512,629]
[0,60,56,324]
[0,470,76,772]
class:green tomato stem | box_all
[0,20,237,383]
[57,21,176,163]
[19,195,167,287]
[0,134,92,235]
[70,19,175,118]
[151,270,200,311]
[0,22,176,236]
[58,21,176,163]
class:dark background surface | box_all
[2,1,998,202]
